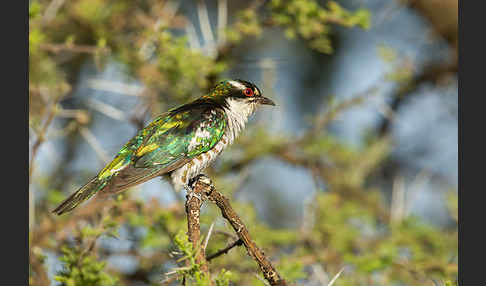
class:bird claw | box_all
[185,184,202,201]
[188,191,202,201]
[184,184,192,193]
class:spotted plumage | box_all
[53,79,275,215]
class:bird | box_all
[52,79,275,215]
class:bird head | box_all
[204,79,276,108]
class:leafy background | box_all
[29,0,458,285]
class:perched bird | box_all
[53,79,275,215]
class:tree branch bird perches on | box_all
[187,175,289,286]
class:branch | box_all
[189,175,289,286]
[38,43,110,54]
[207,239,243,261]
[185,183,210,276]
[377,62,457,136]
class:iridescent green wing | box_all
[132,106,227,168]
[54,105,227,213]
[97,113,169,180]
[98,106,226,182]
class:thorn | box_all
[203,222,215,251]
[254,273,271,286]
[327,267,345,286]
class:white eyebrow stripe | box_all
[228,80,246,90]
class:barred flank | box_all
[52,177,107,215]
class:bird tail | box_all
[52,177,107,215]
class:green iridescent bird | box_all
[53,79,275,215]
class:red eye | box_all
[244,88,254,97]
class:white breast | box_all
[170,99,256,191]
[223,98,256,144]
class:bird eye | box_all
[244,88,254,97]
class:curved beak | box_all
[255,96,276,106]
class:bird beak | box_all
[255,97,276,106]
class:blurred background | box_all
[29,0,458,285]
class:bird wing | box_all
[97,105,227,193]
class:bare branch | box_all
[207,239,243,261]
[203,222,215,253]
[86,79,144,96]
[189,175,289,286]
[214,230,238,240]
[39,43,109,54]
[42,0,67,23]
[79,127,110,164]
[160,0,181,27]
[390,176,406,223]
[217,0,228,44]
[185,183,210,277]
[85,98,127,121]
[29,91,61,234]
[185,21,202,51]
[327,267,345,286]
[196,0,216,57]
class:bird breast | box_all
[170,99,256,192]
[170,134,229,191]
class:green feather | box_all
[53,103,227,215]
[52,177,107,215]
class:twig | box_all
[39,43,110,54]
[86,79,144,96]
[203,222,215,253]
[217,0,228,44]
[196,0,216,57]
[29,90,62,234]
[185,21,202,51]
[390,176,406,223]
[160,0,181,26]
[312,85,380,133]
[29,246,50,286]
[255,273,272,286]
[214,229,238,240]
[161,274,178,286]
[207,239,243,261]
[376,62,457,136]
[189,175,289,286]
[42,0,66,23]
[29,99,57,183]
[85,98,127,121]
[78,127,110,165]
[327,267,345,286]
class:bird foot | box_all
[185,184,203,201]
[187,191,203,202]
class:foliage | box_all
[304,192,457,285]
[29,1,457,286]
[269,0,370,53]
[172,230,212,286]
[54,246,119,286]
